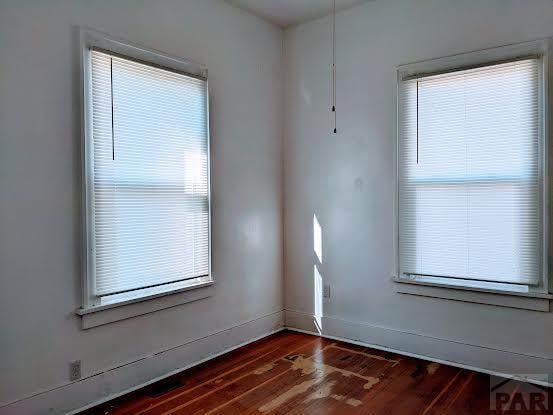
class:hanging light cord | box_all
[332,0,337,134]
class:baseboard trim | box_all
[5,308,552,414]
[284,309,553,387]
[1,310,284,415]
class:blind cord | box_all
[416,79,419,164]
[110,57,115,160]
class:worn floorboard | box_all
[80,331,551,414]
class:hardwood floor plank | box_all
[207,338,336,415]
[357,359,464,414]
[210,337,399,415]
[178,337,334,415]
[422,370,476,415]
[83,331,308,415]
[137,335,319,415]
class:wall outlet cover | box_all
[69,360,81,381]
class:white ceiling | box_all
[226,0,369,28]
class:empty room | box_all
[2,0,553,413]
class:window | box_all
[82,36,211,308]
[397,44,547,294]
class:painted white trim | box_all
[77,282,215,329]
[394,277,551,312]
[6,308,553,414]
[78,281,214,316]
[79,27,212,310]
[284,309,553,387]
[69,326,285,415]
[396,37,551,294]
[397,38,549,80]
[0,311,284,415]
[394,275,553,299]
[80,28,207,80]
[285,326,553,388]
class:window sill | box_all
[77,280,214,329]
[393,276,552,312]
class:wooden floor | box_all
[81,330,552,414]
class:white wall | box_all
[284,0,553,380]
[4,0,553,411]
[0,0,283,412]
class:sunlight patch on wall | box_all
[313,214,322,264]
[314,264,323,333]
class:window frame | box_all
[395,39,551,301]
[79,28,213,312]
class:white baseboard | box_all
[284,309,553,387]
[0,310,284,415]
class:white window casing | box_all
[396,39,550,298]
[80,29,212,311]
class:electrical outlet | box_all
[69,360,81,381]
[323,284,331,299]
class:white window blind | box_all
[398,58,543,286]
[88,49,209,298]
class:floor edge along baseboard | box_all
[0,310,284,415]
[283,309,553,389]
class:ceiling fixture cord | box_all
[331,0,337,134]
